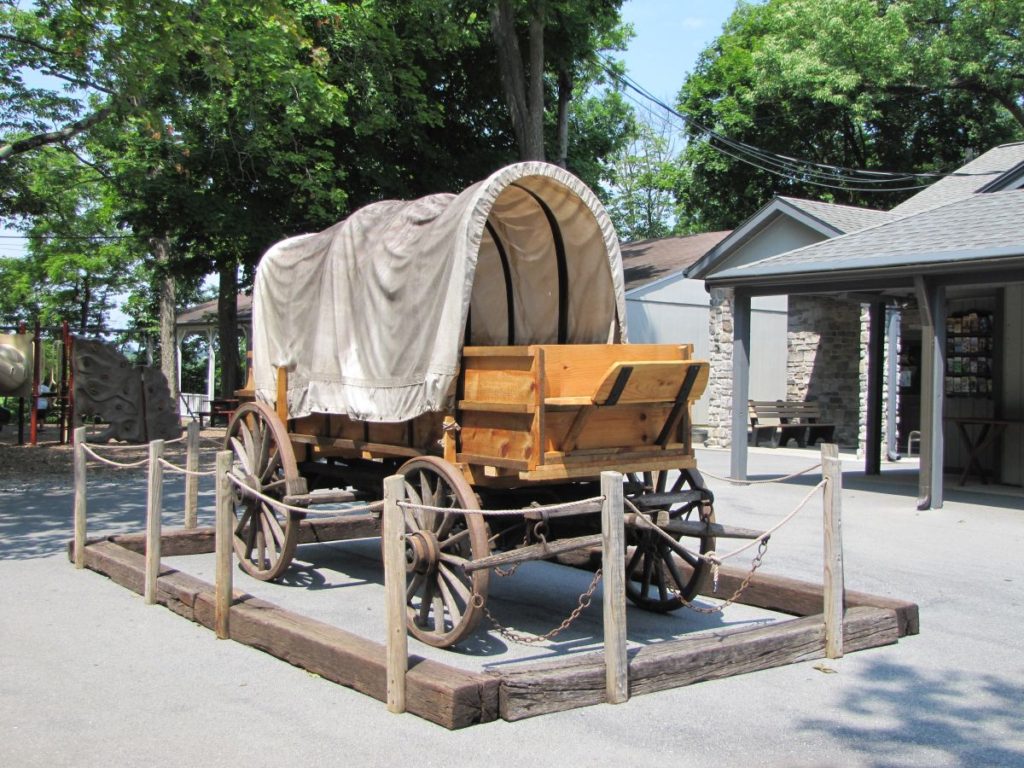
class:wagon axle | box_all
[405,529,441,575]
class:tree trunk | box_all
[490,0,546,161]
[217,261,239,400]
[555,67,572,168]
[153,237,179,403]
[78,275,90,334]
[525,5,546,160]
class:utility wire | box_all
[616,87,933,193]
[601,54,1001,192]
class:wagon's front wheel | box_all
[225,402,304,581]
[398,457,490,648]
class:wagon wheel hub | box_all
[230,471,260,502]
[406,530,440,574]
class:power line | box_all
[601,55,999,192]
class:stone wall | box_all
[705,291,866,449]
[788,296,862,447]
[705,286,733,447]
[857,306,899,458]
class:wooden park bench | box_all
[749,400,835,448]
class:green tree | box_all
[675,0,1024,231]
[3,0,638,397]
[604,114,686,241]
[0,145,139,331]
[489,0,627,162]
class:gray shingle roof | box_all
[709,189,1024,281]
[777,197,894,234]
[890,142,1024,215]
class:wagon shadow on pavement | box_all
[201,535,782,669]
[798,660,1024,768]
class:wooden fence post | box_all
[73,426,87,569]
[601,471,629,704]
[383,474,408,714]
[215,450,233,639]
[821,443,845,659]
[144,439,165,605]
[184,420,200,529]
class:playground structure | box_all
[0,322,179,446]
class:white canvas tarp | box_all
[252,162,627,422]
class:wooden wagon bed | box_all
[280,343,707,487]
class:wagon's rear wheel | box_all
[398,457,490,648]
[225,402,304,581]
[625,469,716,612]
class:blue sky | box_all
[618,1,738,103]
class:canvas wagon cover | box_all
[252,162,627,422]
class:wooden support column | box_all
[144,439,165,604]
[821,443,845,658]
[865,301,885,475]
[730,289,752,481]
[885,308,901,460]
[600,472,628,704]
[215,450,233,638]
[73,426,87,568]
[184,420,200,529]
[383,475,408,714]
[915,277,946,509]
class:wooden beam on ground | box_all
[74,537,497,730]
[552,547,919,638]
[498,607,899,721]
[70,525,918,728]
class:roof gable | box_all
[687,196,889,279]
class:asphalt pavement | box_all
[1,445,1022,768]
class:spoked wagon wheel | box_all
[225,401,305,581]
[624,469,716,612]
[398,457,490,648]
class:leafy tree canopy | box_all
[675,0,1024,231]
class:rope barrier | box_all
[627,478,824,568]
[80,444,150,468]
[157,457,218,478]
[707,479,825,564]
[80,441,150,452]
[699,463,821,485]
[397,495,604,518]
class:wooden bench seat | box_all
[748,400,835,448]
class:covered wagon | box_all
[227,162,730,647]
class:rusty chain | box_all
[676,538,769,614]
[474,568,603,645]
